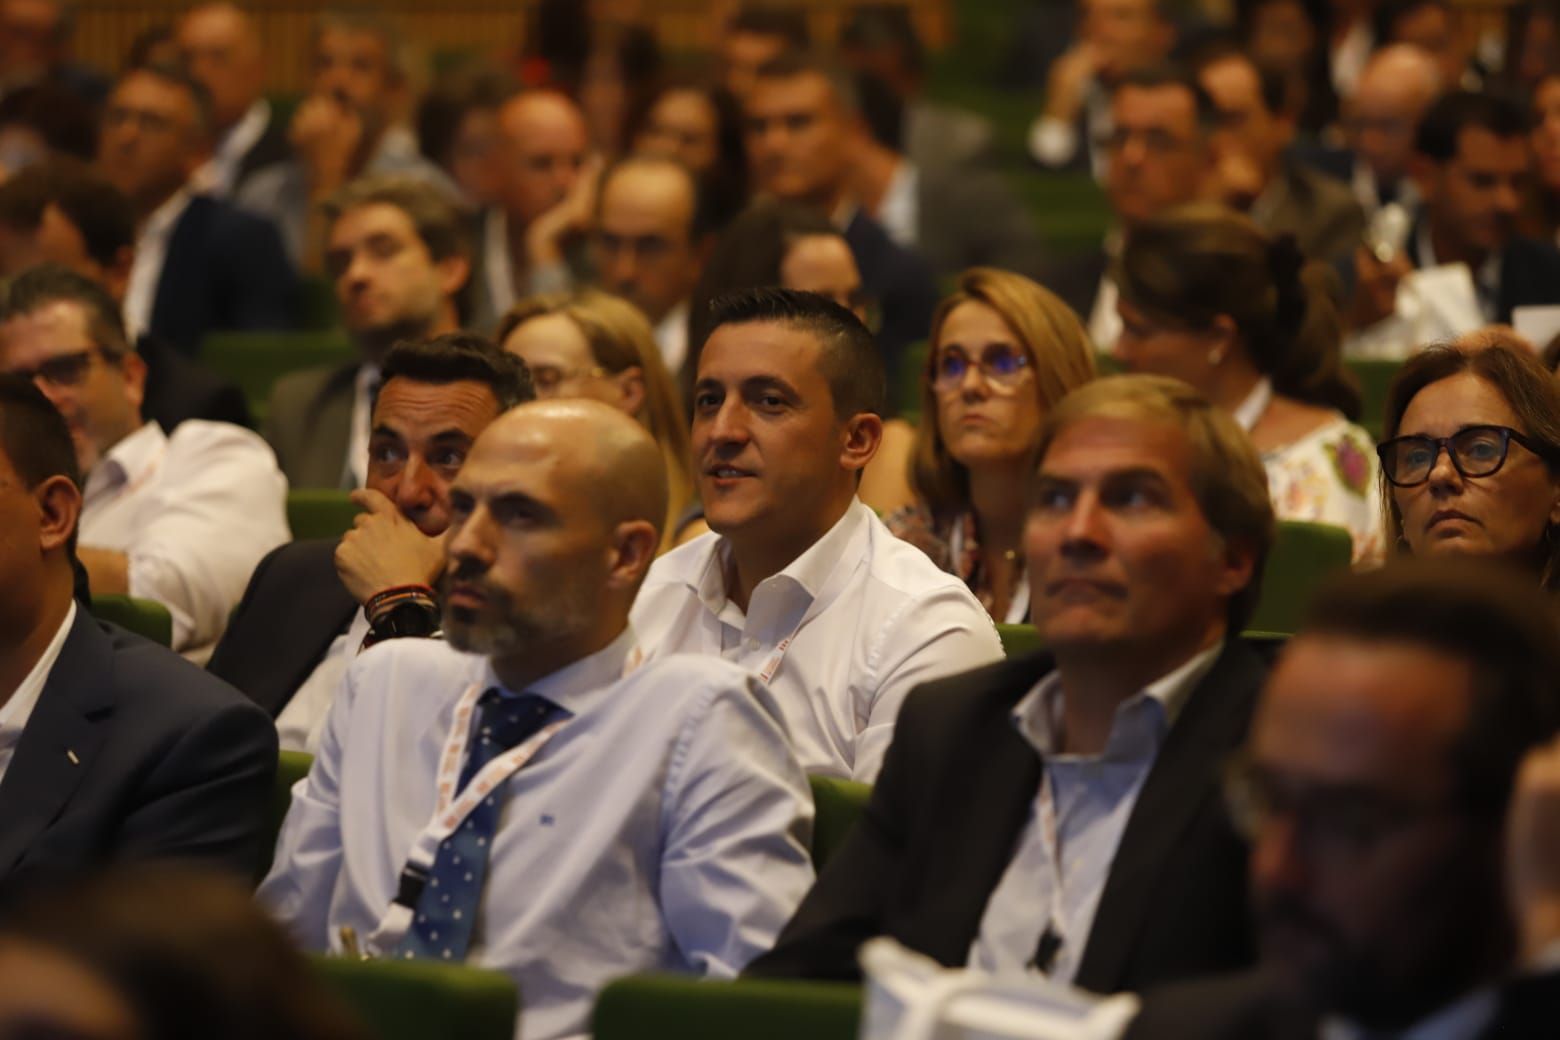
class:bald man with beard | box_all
[260,400,814,1040]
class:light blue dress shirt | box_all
[258,627,816,1040]
[967,643,1223,984]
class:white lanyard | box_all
[1231,377,1273,433]
[1032,765,1069,973]
[948,521,1031,625]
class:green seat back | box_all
[1248,520,1354,636]
[202,330,355,422]
[259,750,313,883]
[593,975,861,1040]
[895,339,928,423]
[287,488,362,542]
[808,775,870,870]
[996,622,1043,657]
[312,955,517,1040]
[1346,358,1401,440]
[89,594,173,647]
[298,275,342,330]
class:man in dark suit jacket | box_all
[210,336,531,741]
[749,374,1275,993]
[1126,562,1560,1039]
[0,375,275,888]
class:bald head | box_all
[177,2,265,133]
[1348,45,1442,184]
[497,91,590,228]
[594,155,704,321]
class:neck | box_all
[725,495,852,612]
[1052,623,1224,754]
[0,574,72,715]
[1208,357,1265,417]
[489,617,626,693]
[852,144,900,215]
[968,463,1028,554]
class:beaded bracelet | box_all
[365,583,438,622]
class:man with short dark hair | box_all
[0,264,287,659]
[0,0,108,106]
[211,333,532,749]
[1127,559,1560,1038]
[719,4,809,102]
[265,173,471,489]
[97,62,297,356]
[750,374,1273,991]
[631,288,1001,781]
[0,373,276,887]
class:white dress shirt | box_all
[275,609,371,754]
[653,299,690,375]
[123,187,194,342]
[259,629,814,1040]
[196,99,272,199]
[875,161,920,248]
[630,499,1005,781]
[967,643,1222,984]
[0,600,75,785]
[1027,82,1111,180]
[344,362,380,489]
[80,420,289,659]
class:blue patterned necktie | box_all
[394,689,559,961]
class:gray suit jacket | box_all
[263,361,359,490]
[1255,163,1366,267]
[917,163,1048,280]
[906,102,995,173]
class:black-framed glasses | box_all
[931,344,1031,392]
[1377,425,1546,487]
[3,349,103,388]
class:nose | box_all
[702,397,751,452]
[391,455,438,520]
[446,499,494,572]
[1250,814,1311,899]
[1494,181,1521,218]
[606,245,638,288]
[957,358,990,398]
[1425,442,1464,494]
[30,375,68,412]
[1059,490,1110,555]
[343,248,372,289]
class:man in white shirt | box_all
[631,288,1002,781]
[0,265,287,658]
[210,334,533,751]
[260,399,814,1040]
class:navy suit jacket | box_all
[0,609,277,889]
[842,209,938,399]
[150,194,298,357]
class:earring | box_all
[1207,349,1223,367]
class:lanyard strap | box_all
[1033,766,1069,972]
[1231,377,1274,433]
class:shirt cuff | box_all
[1029,116,1080,167]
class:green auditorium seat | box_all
[808,774,870,870]
[1247,519,1353,636]
[895,340,928,423]
[258,750,313,883]
[201,330,356,422]
[89,594,173,647]
[996,621,1043,657]
[593,975,861,1040]
[287,488,362,541]
[1346,358,1401,440]
[313,955,518,1040]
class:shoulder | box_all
[900,651,1052,733]
[638,531,718,592]
[269,363,357,406]
[859,511,983,607]
[247,539,341,587]
[92,618,269,731]
[165,418,274,454]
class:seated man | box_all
[0,375,275,887]
[265,174,470,489]
[1126,560,1560,1038]
[210,334,533,749]
[749,374,1275,992]
[259,400,814,1040]
[631,289,1002,781]
[0,265,288,658]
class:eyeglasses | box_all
[1376,424,1546,487]
[931,344,1031,392]
[4,348,106,388]
[1095,127,1195,156]
[527,362,607,396]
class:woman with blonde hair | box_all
[888,267,1097,623]
[497,289,694,550]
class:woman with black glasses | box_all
[1377,334,1560,588]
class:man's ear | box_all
[120,349,148,417]
[105,246,135,303]
[1409,154,1439,203]
[605,517,660,591]
[614,365,646,418]
[1213,535,1259,604]
[437,253,472,299]
[34,474,81,554]
[840,411,884,475]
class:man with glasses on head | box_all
[1127,560,1560,1038]
[0,264,287,661]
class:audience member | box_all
[1126,559,1560,1038]
[750,373,1274,989]
[631,288,1003,781]
[519,0,661,157]
[1372,0,1480,90]
[496,290,692,551]
[415,63,513,209]
[211,334,531,750]
[717,4,809,102]
[1377,336,1560,589]
[1115,204,1384,562]
[0,159,250,432]
[745,51,939,385]
[1234,0,1338,137]
[0,375,275,886]
[1346,90,1560,356]
[888,268,1098,623]
[266,174,468,489]
[631,77,748,229]
[176,3,291,200]
[260,400,814,1040]
[1196,47,1365,265]
[0,0,108,106]
[0,266,287,658]
[1042,65,1217,350]
[473,89,595,328]
[1028,0,1174,177]
[98,62,297,356]
[1507,0,1560,96]
[591,155,711,374]
[0,864,369,1039]
[0,80,96,175]
[235,9,456,270]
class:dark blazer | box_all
[150,194,299,357]
[1040,247,1110,326]
[262,361,359,489]
[747,639,1268,993]
[207,539,358,719]
[1125,967,1560,1039]
[137,333,252,432]
[0,610,277,888]
[843,209,939,398]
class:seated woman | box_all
[1378,333,1560,589]
[497,289,693,551]
[1115,203,1384,563]
[887,268,1096,623]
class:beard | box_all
[440,565,593,659]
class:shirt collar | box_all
[0,600,77,741]
[693,498,869,618]
[142,185,194,241]
[1321,986,1498,1040]
[1013,640,1224,762]
[482,625,639,720]
[219,99,271,165]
